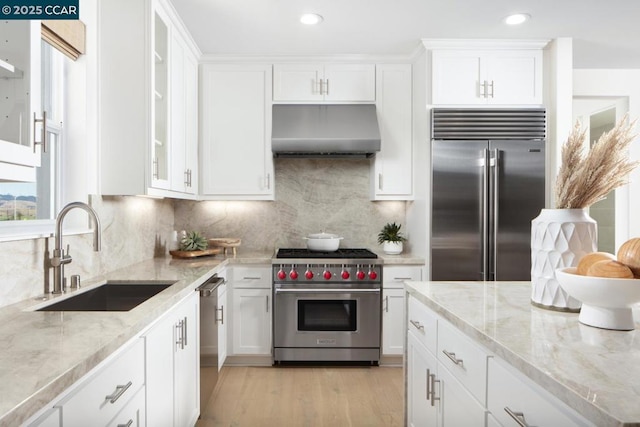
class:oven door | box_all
[273,288,381,349]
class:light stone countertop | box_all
[0,248,419,426]
[406,280,640,427]
[0,252,270,427]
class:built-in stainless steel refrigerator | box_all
[431,108,546,281]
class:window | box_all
[0,41,64,234]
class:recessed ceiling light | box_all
[300,13,323,25]
[504,13,530,25]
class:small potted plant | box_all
[378,222,407,255]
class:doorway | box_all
[573,97,629,252]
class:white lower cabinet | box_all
[487,358,593,427]
[382,266,422,357]
[382,288,405,356]
[56,339,145,427]
[145,291,200,427]
[407,294,595,427]
[407,331,438,427]
[407,298,486,427]
[229,266,272,356]
[217,280,228,371]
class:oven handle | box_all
[274,288,380,294]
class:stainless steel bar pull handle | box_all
[33,111,47,153]
[384,295,389,313]
[504,407,530,427]
[488,80,495,98]
[105,381,133,404]
[442,349,464,366]
[429,372,440,406]
[409,319,424,331]
[266,295,269,313]
[183,316,188,347]
[117,420,133,427]
[426,368,431,402]
[217,305,225,324]
[325,79,329,95]
[481,149,490,281]
[176,319,184,349]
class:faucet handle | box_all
[65,244,70,258]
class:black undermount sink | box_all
[37,281,175,312]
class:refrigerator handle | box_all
[491,148,500,280]
[482,148,490,281]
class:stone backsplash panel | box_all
[175,158,408,252]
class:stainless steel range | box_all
[272,248,382,364]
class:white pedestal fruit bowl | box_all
[556,267,640,330]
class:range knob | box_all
[289,269,299,280]
[356,270,366,280]
[341,270,350,280]
[368,269,378,280]
[323,270,332,280]
[305,270,314,280]
[277,269,286,280]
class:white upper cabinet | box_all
[427,40,546,106]
[169,33,198,195]
[98,0,199,198]
[0,20,42,182]
[273,64,375,103]
[200,64,274,200]
[371,64,413,200]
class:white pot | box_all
[304,233,343,251]
[383,241,403,255]
[530,208,597,311]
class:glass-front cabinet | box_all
[0,20,43,182]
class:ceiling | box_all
[171,0,640,69]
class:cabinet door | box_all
[485,51,542,105]
[218,283,228,371]
[146,292,200,427]
[407,332,438,427]
[372,64,413,199]
[169,34,198,195]
[183,49,198,194]
[145,305,176,426]
[175,292,200,427]
[431,51,484,105]
[200,64,274,199]
[151,8,171,189]
[231,288,272,355]
[0,20,42,181]
[439,364,487,427]
[382,288,405,356]
[170,33,187,193]
[273,64,324,102]
[323,64,376,102]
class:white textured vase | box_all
[530,208,597,312]
[383,241,403,255]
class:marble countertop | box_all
[0,248,422,426]
[0,255,234,426]
[406,280,640,427]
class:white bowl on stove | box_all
[304,233,343,252]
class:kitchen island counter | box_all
[0,251,273,426]
[406,280,640,427]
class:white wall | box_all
[573,69,640,241]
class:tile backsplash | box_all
[174,158,408,253]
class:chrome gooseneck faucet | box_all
[49,202,102,294]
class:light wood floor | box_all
[197,365,404,427]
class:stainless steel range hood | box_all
[272,104,381,158]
